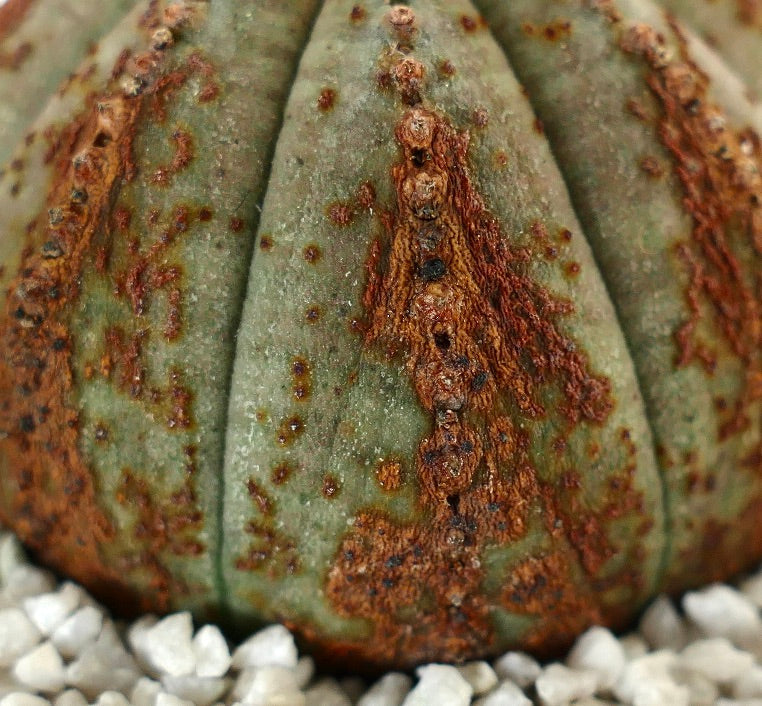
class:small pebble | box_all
[293,655,315,690]
[155,694,195,706]
[403,664,473,706]
[566,626,625,691]
[13,640,65,693]
[357,672,412,706]
[456,662,499,695]
[535,663,597,706]
[23,583,80,636]
[94,692,129,706]
[160,674,228,706]
[683,585,761,645]
[53,690,87,706]
[492,652,541,689]
[679,637,755,683]
[472,681,532,706]
[734,665,762,698]
[231,665,304,705]
[0,608,41,667]
[0,694,51,706]
[304,677,352,706]
[639,595,688,651]
[613,650,677,703]
[130,677,162,706]
[51,606,102,659]
[191,625,230,678]
[231,624,298,670]
[142,613,196,677]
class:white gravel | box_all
[2,530,762,705]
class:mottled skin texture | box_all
[1,0,762,673]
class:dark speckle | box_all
[259,234,273,251]
[229,217,244,233]
[350,5,365,22]
[303,244,322,264]
[305,305,321,324]
[322,475,340,499]
[420,257,446,281]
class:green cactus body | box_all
[0,0,761,671]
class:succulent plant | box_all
[2,0,762,673]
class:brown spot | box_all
[324,107,617,668]
[494,150,509,168]
[459,15,486,33]
[305,305,322,324]
[259,234,273,251]
[438,60,456,78]
[197,82,219,103]
[472,108,489,128]
[150,71,186,123]
[317,87,337,112]
[565,262,581,278]
[276,415,305,447]
[375,459,403,491]
[738,0,762,28]
[198,206,213,222]
[327,202,354,226]
[246,478,273,516]
[255,409,268,424]
[349,5,366,22]
[94,423,109,442]
[533,118,545,135]
[303,244,322,264]
[291,356,312,402]
[559,227,573,242]
[626,97,651,122]
[271,462,292,486]
[0,41,32,71]
[229,217,245,233]
[639,155,664,178]
[322,475,340,499]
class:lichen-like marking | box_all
[619,21,762,441]
[323,99,618,667]
[0,9,207,613]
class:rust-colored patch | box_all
[259,234,273,251]
[626,97,651,122]
[229,217,244,233]
[317,87,337,112]
[375,458,403,491]
[459,14,487,33]
[0,0,35,42]
[327,201,354,226]
[472,107,489,128]
[620,21,762,441]
[0,40,32,70]
[324,107,616,668]
[738,0,762,28]
[151,128,194,186]
[639,155,664,178]
[0,13,204,614]
[522,20,573,41]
